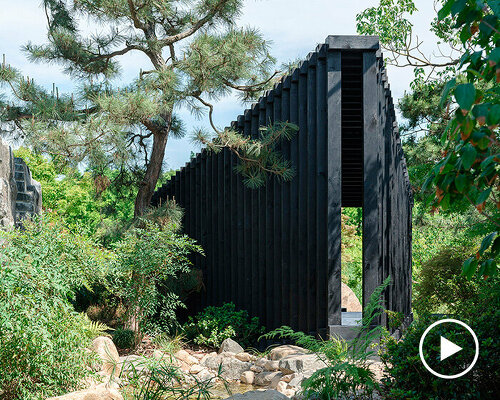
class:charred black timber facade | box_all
[152,36,413,337]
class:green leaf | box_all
[452,0,468,15]
[487,0,500,16]
[472,103,489,119]
[488,47,500,64]
[487,104,500,125]
[461,144,477,169]
[462,257,478,279]
[440,78,456,108]
[454,83,476,111]
[481,258,498,276]
[455,174,468,192]
[460,26,472,43]
[476,187,492,205]
[438,0,455,19]
[479,231,497,255]
[480,155,496,168]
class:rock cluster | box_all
[48,337,333,399]
[147,339,328,398]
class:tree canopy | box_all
[0,0,296,216]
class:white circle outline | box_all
[419,318,479,379]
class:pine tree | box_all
[0,0,297,216]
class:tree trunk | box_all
[134,130,169,217]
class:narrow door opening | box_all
[341,52,364,326]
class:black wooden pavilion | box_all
[152,36,413,337]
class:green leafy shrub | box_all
[381,280,500,399]
[413,243,480,315]
[182,303,265,349]
[264,278,391,399]
[0,214,110,399]
[113,328,136,350]
[112,216,202,335]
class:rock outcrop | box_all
[0,138,41,229]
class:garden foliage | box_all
[183,302,265,349]
[381,279,499,399]
[264,278,391,399]
[0,215,110,399]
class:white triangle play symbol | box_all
[440,336,462,361]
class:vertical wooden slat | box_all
[251,104,260,317]
[362,50,382,315]
[272,84,283,329]
[289,69,300,330]
[281,77,291,328]
[316,45,328,336]
[297,60,309,333]
[258,97,269,327]
[307,54,318,334]
[326,50,342,326]
[243,110,253,314]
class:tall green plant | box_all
[0,214,110,399]
[263,278,391,399]
[112,213,203,335]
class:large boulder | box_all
[91,336,121,377]
[218,338,244,354]
[200,353,251,380]
[268,345,307,361]
[341,283,362,312]
[279,354,326,376]
[223,390,288,400]
[46,386,123,400]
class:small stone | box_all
[284,389,296,398]
[218,338,244,354]
[152,350,164,359]
[190,364,204,374]
[281,374,293,383]
[251,365,263,373]
[263,360,280,371]
[254,358,267,368]
[269,372,284,389]
[175,349,198,365]
[255,371,282,386]
[240,370,255,384]
[276,381,288,394]
[287,374,303,388]
[235,352,252,362]
[197,368,216,382]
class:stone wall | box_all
[0,138,42,229]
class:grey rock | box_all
[254,371,283,386]
[201,353,251,380]
[279,354,326,375]
[219,338,244,354]
[268,345,308,361]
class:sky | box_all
[0,0,444,170]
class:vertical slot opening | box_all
[341,52,364,326]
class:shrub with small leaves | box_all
[113,328,136,350]
[182,302,265,349]
[0,214,109,399]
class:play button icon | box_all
[419,318,479,379]
[440,336,462,361]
